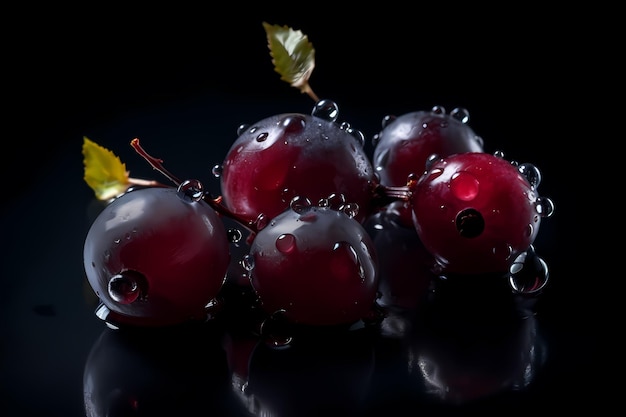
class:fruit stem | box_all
[130,138,260,235]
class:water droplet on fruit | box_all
[509,246,549,294]
[254,213,269,231]
[212,164,223,177]
[518,163,542,188]
[312,99,339,121]
[290,196,312,213]
[341,203,359,219]
[259,310,293,347]
[450,107,470,123]
[236,123,250,136]
[275,233,297,254]
[450,172,480,201]
[348,128,365,147]
[431,105,445,115]
[280,115,306,134]
[108,271,146,304]
[241,254,255,271]
[493,150,505,158]
[327,193,346,210]
[536,197,555,218]
[178,179,204,201]
[256,132,269,142]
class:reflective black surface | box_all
[3,9,593,417]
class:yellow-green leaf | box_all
[82,136,130,200]
[263,22,318,100]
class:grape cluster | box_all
[83,99,554,332]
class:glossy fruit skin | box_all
[220,110,376,224]
[247,205,379,326]
[83,187,231,327]
[373,107,484,187]
[411,152,542,275]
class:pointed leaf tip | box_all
[82,136,130,200]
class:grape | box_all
[216,99,377,225]
[83,186,231,327]
[243,199,379,327]
[411,152,554,275]
[371,107,485,227]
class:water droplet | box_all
[280,115,306,134]
[312,99,339,121]
[509,246,549,294]
[450,107,470,123]
[276,233,297,253]
[431,105,446,115]
[493,150,505,158]
[518,163,542,188]
[254,213,269,231]
[290,196,312,213]
[108,271,146,304]
[450,171,480,201]
[228,228,243,243]
[236,123,250,136]
[340,121,351,131]
[372,133,381,147]
[425,153,440,171]
[241,254,255,271]
[212,164,223,177]
[326,193,346,210]
[341,203,359,218]
[256,132,269,142]
[455,208,484,238]
[348,128,365,147]
[536,197,555,218]
[381,114,396,129]
[178,179,204,202]
[260,310,294,347]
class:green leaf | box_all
[263,22,318,100]
[82,136,130,200]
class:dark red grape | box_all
[244,200,379,327]
[83,186,231,327]
[372,106,485,226]
[216,99,377,225]
[411,152,554,275]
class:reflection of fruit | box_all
[411,152,554,274]
[83,324,239,417]
[218,99,376,224]
[411,276,546,404]
[364,211,434,312]
[247,204,379,326]
[83,187,231,327]
[227,328,375,416]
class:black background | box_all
[2,4,599,416]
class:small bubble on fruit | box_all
[212,164,223,177]
[290,196,312,213]
[431,105,445,115]
[536,197,555,218]
[276,233,297,253]
[178,179,204,201]
[256,132,269,142]
[518,163,542,188]
[241,254,255,271]
[236,124,249,136]
[341,203,359,218]
[108,272,143,304]
[450,172,480,201]
[312,99,339,121]
[509,247,549,294]
[327,193,346,209]
[450,107,470,123]
[280,115,306,133]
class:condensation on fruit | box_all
[215,99,376,225]
[242,197,379,328]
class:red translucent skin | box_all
[412,153,541,274]
[249,206,379,326]
[83,187,231,326]
[220,113,376,224]
[373,110,484,186]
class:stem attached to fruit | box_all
[130,138,260,235]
